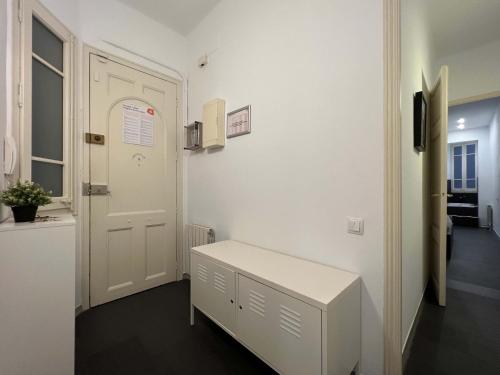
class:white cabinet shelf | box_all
[190,240,361,375]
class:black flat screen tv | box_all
[414,91,427,152]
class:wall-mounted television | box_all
[413,91,427,152]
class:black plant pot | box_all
[11,205,38,223]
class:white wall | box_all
[489,104,500,236]
[448,127,494,226]
[401,0,435,352]
[39,0,187,75]
[187,0,384,373]
[78,0,186,78]
[436,39,500,103]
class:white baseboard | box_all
[402,280,428,355]
[75,305,83,316]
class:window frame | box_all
[17,0,76,211]
[449,141,478,193]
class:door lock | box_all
[82,183,111,196]
[85,133,105,145]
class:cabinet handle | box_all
[230,299,234,304]
[239,305,243,310]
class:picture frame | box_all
[227,105,251,138]
[413,91,427,152]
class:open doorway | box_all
[402,0,500,373]
[446,95,500,292]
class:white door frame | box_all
[81,45,184,311]
[384,0,403,374]
[449,90,500,107]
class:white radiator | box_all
[183,224,215,275]
[487,205,493,231]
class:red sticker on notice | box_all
[147,108,154,116]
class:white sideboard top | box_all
[0,212,76,232]
[192,240,360,310]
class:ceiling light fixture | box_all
[457,118,465,124]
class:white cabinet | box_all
[0,214,76,375]
[190,240,361,375]
[237,274,322,375]
[191,252,236,334]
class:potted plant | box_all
[0,181,52,222]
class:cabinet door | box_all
[191,253,236,333]
[237,275,322,375]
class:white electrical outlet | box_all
[347,217,364,235]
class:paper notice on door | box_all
[122,104,154,147]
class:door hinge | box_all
[17,83,23,108]
[18,0,23,23]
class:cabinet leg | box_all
[190,304,194,326]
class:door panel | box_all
[191,253,236,333]
[90,54,178,307]
[237,275,322,375]
[106,227,134,290]
[429,66,449,307]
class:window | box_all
[17,0,75,210]
[450,141,478,193]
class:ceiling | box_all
[117,0,221,35]
[449,97,500,132]
[426,0,500,58]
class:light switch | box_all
[347,217,364,235]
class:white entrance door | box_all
[429,65,449,307]
[89,53,178,307]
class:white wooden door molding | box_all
[429,66,449,307]
[384,0,403,374]
[81,46,183,310]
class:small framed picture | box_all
[413,91,427,152]
[227,105,251,138]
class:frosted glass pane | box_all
[453,146,462,156]
[32,59,63,161]
[466,154,475,179]
[466,144,476,154]
[454,180,462,189]
[32,17,63,71]
[32,160,63,197]
[466,179,476,189]
[454,156,462,179]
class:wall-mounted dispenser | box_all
[202,98,225,149]
[184,121,202,151]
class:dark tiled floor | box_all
[405,227,500,375]
[76,280,276,375]
[447,227,500,289]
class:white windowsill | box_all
[0,211,75,232]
